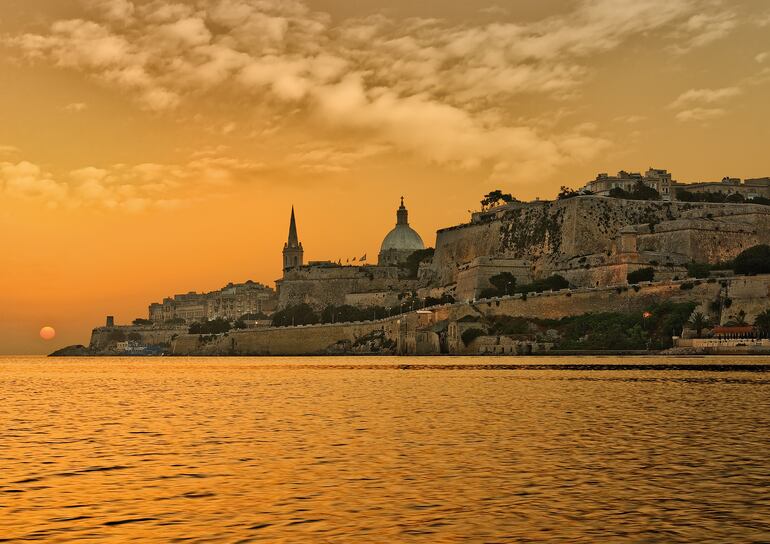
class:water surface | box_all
[1,356,769,542]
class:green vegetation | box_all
[461,328,486,346]
[479,272,517,298]
[481,189,517,209]
[271,304,319,327]
[557,186,582,199]
[754,309,770,337]
[127,332,142,342]
[132,318,153,326]
[164,317,186,325]
[550,301,697,351]
[402,248,435,278]
[627,267,654,283]
[733,244,770,275]
[608,181,661,201]
[480,274,569,298]
[517,275,570,294]
[676,189,770,205]
[321,305,387,323]
[687,262,711,279]
[488,316,530,336]
[108,330,126,342]
[688,312,711,337]
[189,318,233,334]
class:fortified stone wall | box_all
[432,197,770,288]
[172,320,395,356]
[170,275,770,356]
[277,265,419,309]
[90,326,186,350]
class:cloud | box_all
[0,161,68,203]
[675,107,726,123]
[669,86,742,110]
[0,151,267,212]
[756,52,769,64]
[64,102,88,112]
[669,10,736,54]
[0,145,20,156]
[5,0,736,182]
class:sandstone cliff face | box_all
[432,197,770,287]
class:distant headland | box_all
[55,167,770,357]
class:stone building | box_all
[378,197,425,265]
[148,281,277,324]
[276,199,426,309]
[582,168,674,200]
[674,176,770,200]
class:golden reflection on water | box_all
[1,356,769,542]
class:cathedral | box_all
[277,198,427,309]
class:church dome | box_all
[378,198,424,265]
[380,224,425,253]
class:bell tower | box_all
[283,206,304,272]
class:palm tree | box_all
[736,310,747,326]
[688,312,711,338]
[754,309,770,338]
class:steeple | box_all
[396,196,408,226]
[283,206,304,272]
[287,206,300,248]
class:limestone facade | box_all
[148,281,277,323]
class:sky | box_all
[1,0,769,354]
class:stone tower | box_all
[283,206,304,272]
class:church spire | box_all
[287,205,299,248]
[283,206,304,272]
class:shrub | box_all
[627,267,654,284]
[189,318,232,335]
[687,262,711,279]
[132,318,153,326]
[461,328,486,346]
[733,245,770,275]
[680,281,694,290]
[271,304,319,327]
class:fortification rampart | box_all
[172,320,395,356]
[277,265,418,309]
[90,326,186,350]
[432,197,770,289]
[171,275,770,356]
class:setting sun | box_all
[39,326,56,341]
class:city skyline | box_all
[2,0,770,353]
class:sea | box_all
[1,356,769,542]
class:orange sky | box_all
[1,0,769,354]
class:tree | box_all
[481,190,517,209]
[688,312,710,337]
[489,272,517,296]
[754,309,770,338]
[609,181,661,201]
[402,248,435,278]
[132,318,153,326]
[687,262,711,279]
[461,328,486,346]
[189,318,232,335]
[733,245,770,275]
[627,267,654,284]
[557,186,580,200]
[271,304,318,327]
[735,310,747,326]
